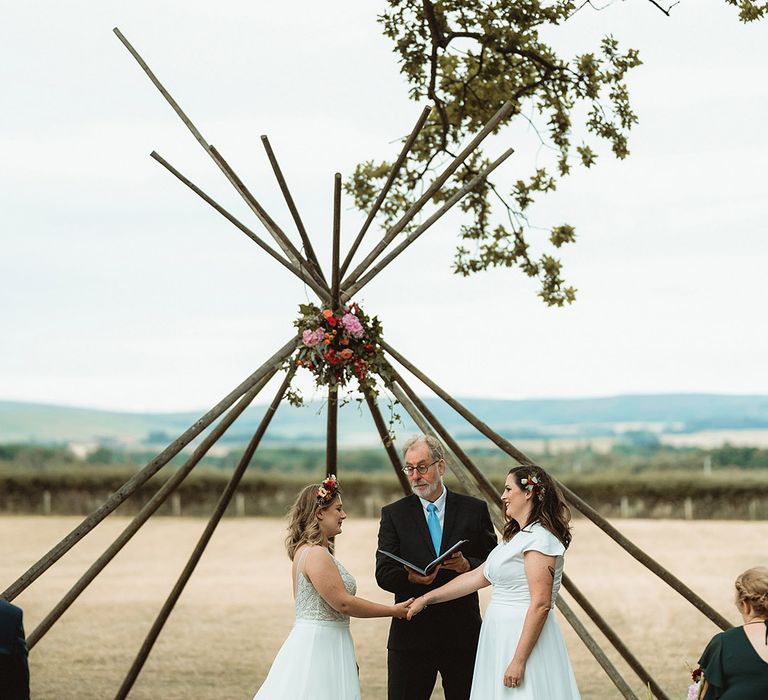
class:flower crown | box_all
[316,475,340,506]
[520,474,546,501]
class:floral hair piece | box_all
[316,475,340,506]
[520,474,545,501]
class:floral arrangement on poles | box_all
[292,302,392,397]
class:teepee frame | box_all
[0,28,733,700]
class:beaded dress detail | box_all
[295,557,357,622]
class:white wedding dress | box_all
[469,522,581,699]
[253,549,361,699]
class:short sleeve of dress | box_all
[522,524,566,558]
[698,633,725,699]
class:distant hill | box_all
[2,394,768,447]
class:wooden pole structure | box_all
[381,340,733,631]
[331,174,342,308]
[113,28,323,288]
[1,335,298,602]
[341,98,517,289]
[562,574,671,700]
[345,149,514,298]
[362,389,410,495]
[260,135,326,284]
[338,105,432,278]
[26,369,276,650]
[151,152,330,302]
[556,596,641,700]
[114,369,295,700]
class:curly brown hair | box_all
[502,465,572,549]
[284,483,341,560]
[735,566,768,617]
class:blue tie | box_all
[427,503,442,556]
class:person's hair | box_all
[734,566,768,617]
[402,434,445,463]
[284,482,341,560]
[502,465,572,549]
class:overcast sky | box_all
[1,1,766,412]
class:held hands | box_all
[406,596,428,620]
[392,598,415,619]
[503,658,525,689]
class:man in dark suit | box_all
[376,434,497,700]
[0,599,30,700]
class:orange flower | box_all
[322,309,333,319]
[340,349,353,360]
[340,337,349,346]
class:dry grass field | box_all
[1,515,765,699]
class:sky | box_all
[1,1,766,412]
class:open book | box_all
[377,539,469,576]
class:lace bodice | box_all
[295,554,357,622]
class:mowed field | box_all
[1,516,764,699]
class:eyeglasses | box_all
[402,459,440,476]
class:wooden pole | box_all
[381,341,732,631]
[112,29,323,289]
[209,146,328,291]
[339,105,432,278]
[331,173,341,309]
[114,369,295,700]
[556,596,641,700]
[151,151,330,302]
[260,135,326,284]
[362,389,410,495]
[340,98,517,289]
[1,335,298,601]
[345,148,514,298]
[562,574,671,700]
[326,385,339,478]
[25,369,276,650]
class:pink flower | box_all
[302,328,324,347]
[342,313,365,339]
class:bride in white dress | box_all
[407,466,580,699]
[253,476,412,700]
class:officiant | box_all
[375,434,496,700]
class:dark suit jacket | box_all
[376,490,497,651]
[0,599,30,700]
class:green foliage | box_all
[345,1,762,305]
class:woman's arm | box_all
[503,550,556,688]
[406,563,490,619]
[305,547,412,618]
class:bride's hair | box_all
[285,483,341,560]
[502,465,572,549]
[735,566,768,617]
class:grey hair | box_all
[402,434,445,463]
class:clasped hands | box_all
[398,552,470,621]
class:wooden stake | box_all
[562,574,671,700]
[151,152,330,302]
[345,148,514,298]
[381,341,732,631]
[26,369,276,650]
[260,135,326,284]
[339,105,432,278]
[556,596,640,700]
[114,369,295,700]
[341,99,517,289]
[1,336,298,601]
[326,384,338,478]
[362,389,410,495]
